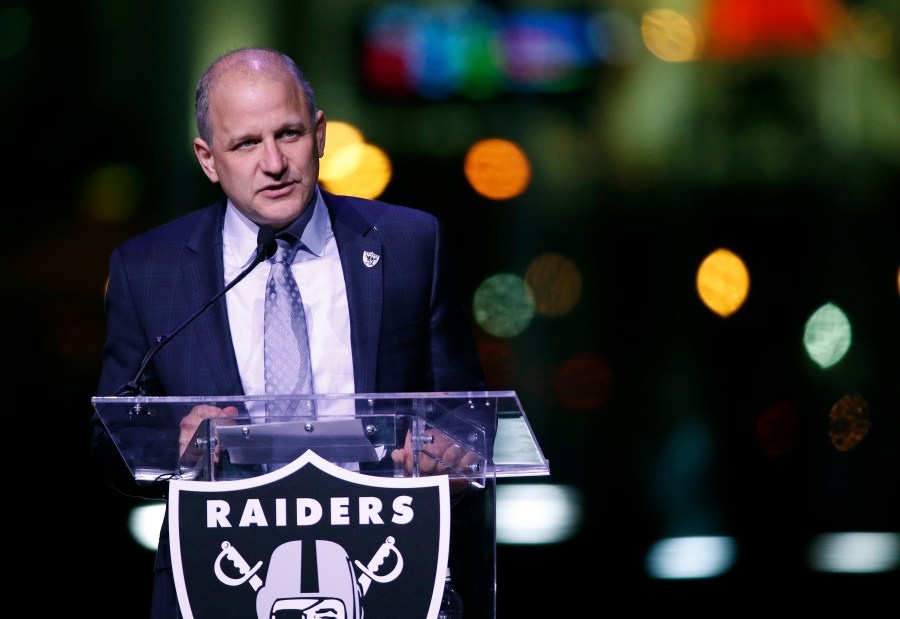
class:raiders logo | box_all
[169,450,450,618]
[362,251,380,268]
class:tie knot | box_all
[271,236,298,265]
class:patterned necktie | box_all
[264,235,313,416]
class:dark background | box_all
[3,1,897,616]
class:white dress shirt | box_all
[222,188,355,420]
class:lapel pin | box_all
[362,251,380,268]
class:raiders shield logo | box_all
[362,251,380,268]
[169,450,450,618]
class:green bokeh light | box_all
[803,302,852,369]
[473,273,535,338]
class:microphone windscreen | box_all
[257,224,277,259]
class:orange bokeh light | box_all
[464,138,532,200]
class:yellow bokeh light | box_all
[696,248,750,317]
[320,121,365,183]
[896,265,899,296]
[525,253,582,318]
[320,142,392,199]
[641,8,702,62]
[464,138,532,200]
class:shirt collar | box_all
[223,186,328,268]
[279,187,328,258]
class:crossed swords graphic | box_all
[213,536,404,595]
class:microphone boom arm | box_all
[115,225,277,396]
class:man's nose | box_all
[259,140,287,174]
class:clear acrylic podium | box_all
[92,391,549,619]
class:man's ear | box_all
[194,138,219,182]
[315,110,326,158]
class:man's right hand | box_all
[178,404,239,460]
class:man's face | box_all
[194,70,326,229]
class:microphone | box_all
[116,224,277,397]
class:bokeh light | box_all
[464,138,532,200]
[318,120,392,199]
[808,532,900,573]
[473,273,535,338]
[319,120,366,184]
[828,393,870,452]
[646,536,737,579]
[129,504,166,551]
[803,302,852,369]
[524,252,582,318]
[701,0,847,60]
[360,3,504,100]
[359,4,603,100]
[500,10,599,93]
[696,248,750,317]
[641,8,702,62]
[496,484,583,545]
[320,142,392,199]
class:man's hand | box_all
[390,429,479,494]
[178,404,239,460]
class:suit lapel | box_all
[325,192,383,393]
[182,201,245,395]
[177,193,383,396]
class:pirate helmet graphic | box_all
[255,539,364,619]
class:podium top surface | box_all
[92,391,550,482]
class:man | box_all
[89,47,486,618]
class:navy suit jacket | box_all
[90,189,486,493]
